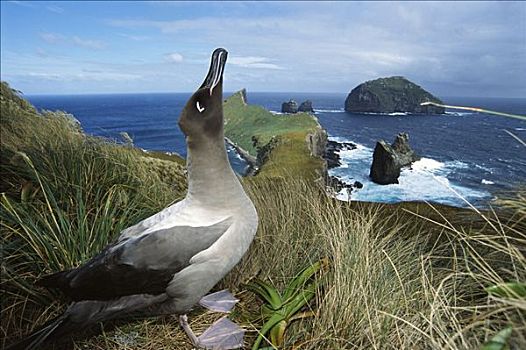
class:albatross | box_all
[8,48,258,350]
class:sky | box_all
[1,1,525,97]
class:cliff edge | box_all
[223,90,327,180]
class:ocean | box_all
[27,92,526,208]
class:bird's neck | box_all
[185,136,247,207]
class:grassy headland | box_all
[1,83,524,349]
[224,90,326,180]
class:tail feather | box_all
[5,314,71,350]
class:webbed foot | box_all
[179,315,245,349]
[199,289,239,313]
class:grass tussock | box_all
[1,83,525,349]
[0,82,186,344]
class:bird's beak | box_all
[199,48,228,96]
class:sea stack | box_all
[370,132,420,185]
[345,76,445,114]
[298,100,314,112]
[281,99,298,113]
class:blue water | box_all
[28,92,526,208]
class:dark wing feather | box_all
[37,218,232,301]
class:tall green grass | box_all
[222,178,525,349]
[0,82,186,344]
[1,83,524,349]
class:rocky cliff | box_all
[298,100,314,113]
[281,99,314,114]
[223,90,326,179]
[345,76,445,114]
[306,126,327,158]
[370,132,420,185]
[282,99,298,113]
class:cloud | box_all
[229,56,284,70]
[118,33,150,41]
[5,2,524,95]
[8,1,35,8]
[164,53,184,63]
[72,36,106,49]
[5,70,142,83]
[38,32,106,50]
[39,32,64,44]
[46,5,64,14]
[104,2,526,95]
[35,47,48,57]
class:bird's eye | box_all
[196,101,205,113]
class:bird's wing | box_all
[37,217,233,301]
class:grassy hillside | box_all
[1,83,524,350]
[224,90,326,179]
[0,81,187,345]
[345,76,445,114]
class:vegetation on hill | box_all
[224,90,326,179]
[1,82,524,350]
[0,81,186,344]
[345,76,445,114]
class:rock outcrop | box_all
[324,140,357,169]
[282,99,314,114]
[306,127,328,158]
[298,100,314,113]
[239,88,248,105]
[327,176,364,197]
[345,76,445,114]
[392,133,419,166]
[369,132,420,185]
[281,100,298,113]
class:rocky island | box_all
[345,76,445,114]
[281,99,314,114]
[370,132,420,185]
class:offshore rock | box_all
[370,132,420,185]
[345,76,445,114]
[281,99,298,113]
[298,100,314,113]
[392,132,419,166]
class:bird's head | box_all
[178,48,228,145]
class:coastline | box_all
[224,136,259,176]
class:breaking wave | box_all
[327,137,490,207]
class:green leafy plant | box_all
[481,326,513,350]
[479,283,524,350]
[486,282,526,299]
[247,258,328,349]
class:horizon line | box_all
[21,90,526,100]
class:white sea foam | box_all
[356,111,413,116]
[446,111,475,117]
[447,160,469,170]
[481,179,495,185]
[475,163,493,172]
[314,108,345,113]
[515,128,526,131]
[412,158,445,172]
[327,138,489,207]
[226,145,245,160]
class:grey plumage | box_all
[7,48,258,350]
